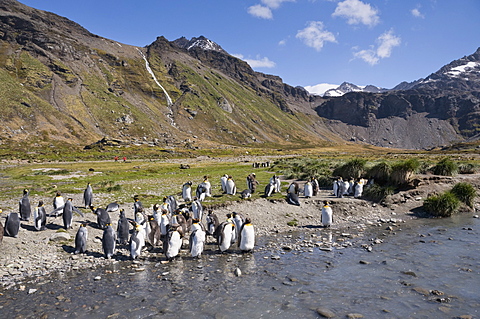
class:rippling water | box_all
[1,214,478,319]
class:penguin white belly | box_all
[354,183,363,198]
[182,186,192,201]
[166,231,181,259]
[240,225,255,251]
[130,233,144,259]
[219,224,233,252]
[220,177,227,192]
[304,183,313,197]
[190,229,206,257]
[321,207,333,226]
[160,216,169,236]
[226,180,236,195]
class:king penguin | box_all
[189,219,206,258]
[74,223,88,254]
[164,224,182,261]
[206,209,219,237]
[321,201,334,227]
[116,209,130,245]
[130,222,146,260]
[286,192,300,206]
[5,212,20,238]
[216,220,234,252]
[226,176,236,195]
[53,191,65,211]
[304,181,313,198]
[264,181,275,198]
[102,224,116,259]
[92,206,111,229]
[182,181,193,202]
[34,200,47,231]
[238,218,255,252]
[83,183,93,209]
[19,189,31,222]
[0,210,4,244]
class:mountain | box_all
[0,0,340,151]
[323,82,387,97]
[315,47,480,149]
[0,0,479,152]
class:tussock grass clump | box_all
[362,184,395,203]
[431,158,458,176]
[458,162,478,174]
[333,158,367,179]
[367,162,391,186]
[390,159,420,186]
[423,191,460,217]
[451,182,476,209]
[34,169,70,176]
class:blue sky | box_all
[19,0,480,94]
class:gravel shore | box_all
[0,172,478,289]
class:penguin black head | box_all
[323,200,330,206]
[192,218,200,223]
[245,218,252,224]
[56,191,62,196]
[38,200,44,206]
[226,213,232,218]
[23,189,28,195]
[153,204,160,211]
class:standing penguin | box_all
[232,212,245,241]
[182,181,193,202]
[34,200,47,231]
[147,216,161,247]
[133,196,143,214]
[74,223,88,254]
[196,182,207,202]
[91,206,111,229]
[220,174,228,193]
[287,182,299,195]
[238,218,255,252]
[63,198,82,230]
[102,224,116,259]
[130,222,146,260]
[206,210,219,237]
[189,225,206,258]
[5,212,20,237]
[53,191,65,211]
[311,176,319,196]
[0,210,4,244]
[270,174,281,193]
[202,176,212,197]
[191,197,203,220]
[116,209,130,245]
[216,220,234,252]
[354,179,364,198]
[164,224,183,261]
[225,176,236,195]
[304,181,313,198]
[83,183,93,208]
[321,201,334,227]
[264,181,275,197]
[19,189,31,222]
[159,210,170,240]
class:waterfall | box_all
[138,49,176,127]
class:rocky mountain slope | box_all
[315,48,480,149]
[0,0,478,151]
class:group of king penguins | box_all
[0,179,255,261]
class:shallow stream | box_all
[0,214,478,318]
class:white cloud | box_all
[353,29,401,65]
[248,0,295,19]
[332,0,380,27]
[376,30,401,58]
[296,21,337,51]
[248,4,273,19]
[261,0,296,10]
[234,54,276,68]
[278,39,287,46]
[304,83,339,96]
[411,8,425,18]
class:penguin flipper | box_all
[73,207,84,217]
[48,205,64,217]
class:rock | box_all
[359,260,370,265]
[28,288,37,294]
[412,287,430,295]
[94,276,101,281]
[402,271,417,277]
[271,255,281,260]
[316,307,336,318]
[347,314,364,319]
[50,233,71,242]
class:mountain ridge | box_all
[0,0,479,152]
